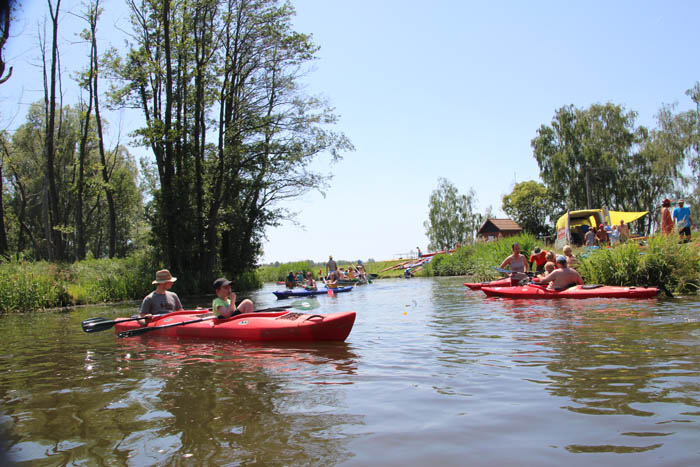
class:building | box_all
[477,218,523,241]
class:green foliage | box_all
[257,261,322,282]
[425,233,539,279]
[0,254,154,312]
[424,178,482,251]
[502,181,559,237]
[577,235,700,293]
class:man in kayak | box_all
[529,246,547,274]
[213,277,254,318]
[139,269,183,325]
[536,256,584,290]
[303,272,317,290]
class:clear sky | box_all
[2,1,700,264]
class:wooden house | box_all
[477,218,523,241]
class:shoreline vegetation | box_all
[1,232,698,312]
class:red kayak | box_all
[481,283,659,299]
[464,278,514,290]
[114,310,356,342]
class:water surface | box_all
[1,277,698,465]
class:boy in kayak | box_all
[213,277,255,318]
[537,256,583,291]
[529,246,547,274]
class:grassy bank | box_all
[424,232,700,294]
[0,254,154,312]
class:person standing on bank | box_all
[673,199,693,243]
[139,269,183,324]
[660,198,674,235]
[212,277,255,318]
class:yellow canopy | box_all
[555,209,648,231]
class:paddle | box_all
[117,298,321,338]
[492,266,534,277]
[83,299,320,334]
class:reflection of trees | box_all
[0,309,362,465]
[541,309,700,453]
[113,339,362,465]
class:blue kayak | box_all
[273,286,353,299]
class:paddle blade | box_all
[81,317,115,333]
[290,299,320,310]
[328,288,334,296]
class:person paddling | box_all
[139,269,183,325]
[213,277,254,318]
[499,242,529,283]
[537,255,584,291]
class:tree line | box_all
[425,88,700,245]
[0,0,351,290]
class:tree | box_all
[502,181,559,237]
[109,0,352,286]
[424,178,480,250]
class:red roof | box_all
[478,218,523,234]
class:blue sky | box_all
[2,1,700,264]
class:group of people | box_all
[285,271,317,290]
[500,242,583,291]
[661,198,693,242]
[324,255,368,287]
[581,220,630,247]
[139,269,255,325]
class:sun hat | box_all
[152,269,177,284]
[556,255,567,264]
[213,277,232,289]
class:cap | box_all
[213,277,232,289]
[556,255,567,264]
[533,247,541,254]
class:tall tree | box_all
[110,0,352,285]
[424,178,480,250]
[502,181,560,237]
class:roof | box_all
[478,218,523,234]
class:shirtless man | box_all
[537,255,584,290]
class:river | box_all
[0,277,698,465]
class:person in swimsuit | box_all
[499,242,529,282]
[537,256,584,290]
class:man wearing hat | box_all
[139,269,183,322]
[529,246,547,274]
[537,255,584,291]
[213,278,255,318]
[672,199,693,243]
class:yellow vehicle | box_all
[554,208,648,249]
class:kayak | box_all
[273,286,353,299]
[114,310,356,342]
[481,283,659,299]
[464,278,514,290]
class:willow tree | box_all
[110,0,351,287]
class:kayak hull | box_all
[481,284,659,299]
[114,310,356,342]
[464,278,514,290]
[273,286,353,299]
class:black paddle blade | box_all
[81,317,118,333]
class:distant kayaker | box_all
[537,256,584,290]
[563,245,578,267]
[304,272,317,291]
[529,246,547,274]
[326,255,338,277]
[285,271,296,289]
[673,199,692,242]
[212,277,254,318]
[660,198,674,235]
[325,270,339,289]
[139,269,183,325]
[499,242,529,281]
[355,260,367,280]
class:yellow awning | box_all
[609,211,648,226]
[556,209,647,231]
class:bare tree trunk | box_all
[43,0,63,260]
[89,0,117,257]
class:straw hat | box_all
[152,269,177,284]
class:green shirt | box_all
[212,297,235,317]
